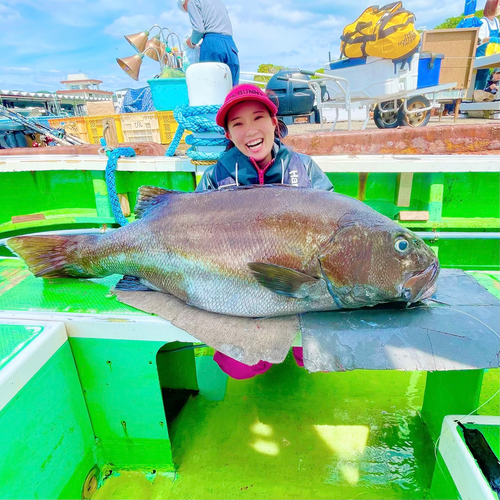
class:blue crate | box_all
[148,78,189,111]
[417,52,444,89]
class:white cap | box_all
[177,0,187,12]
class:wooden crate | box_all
[47,117,89,143]
[421,28,479,90]
[120,112,161,143]
[156,111,187,145]
[85,115,124,145]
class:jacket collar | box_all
[219,141,290,172]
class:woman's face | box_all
[226,100,278,167]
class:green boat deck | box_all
[1,155,498,499]
[0,257,498,499]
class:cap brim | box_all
[216,95,278,128]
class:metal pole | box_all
[415,232,500,240]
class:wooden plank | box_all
[11,213,46,223]
[395,172,413,207]
[0,155,498,174]
[397,211,430,221]
[118,193,131,217]
[421,28,479,90]
[102,117,119,148]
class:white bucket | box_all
[186,62,233,106]
[437,414,499,500]
[184,62,231,178]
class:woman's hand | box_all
[186,38,195,49]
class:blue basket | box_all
[417,52,444,89]
[148,78,189,111]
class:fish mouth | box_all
[402,260,440,304]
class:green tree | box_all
[312,68,325,79]
[254,64,285,84]
[434,9,483,29]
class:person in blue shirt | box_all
[196,84,333,379]
[178,0,240,85]
[474,0,500,90]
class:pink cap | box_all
[216,83,278,128]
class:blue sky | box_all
[0,0,468,92]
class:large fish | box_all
[8,185,439,318]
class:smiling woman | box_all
[225,100,278,169]
[195,83,334,191]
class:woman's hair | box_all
[483,0,499,18]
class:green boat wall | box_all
[0,337,96,499]
[1,169,498,269]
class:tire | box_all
[373,100,402,129]
[313,106,321,124]
[398,95,431,127]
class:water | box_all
[94,356,495,499]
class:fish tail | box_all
[7,234,104,278]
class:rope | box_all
[100,138,136,226]
[165,104,229,164]
[185,135,228,147]
[191,160,218,166]
[185,150,223,161]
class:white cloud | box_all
[0,3,21,22]
[263,4,317,25]
[1,67,31,73]
[0,0,476,92]
[104,15,162,38]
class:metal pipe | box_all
[1,229,498,248]
[415,231,500,240]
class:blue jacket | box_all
[196,142,333,192]
[484,77,499,94]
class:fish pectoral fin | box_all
[248,262,319,299]
[114,275,158,292]
[135,186,184,218]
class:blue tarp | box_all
[120,87,156,113]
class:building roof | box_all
[60,79,104,84]
[0,89,111,101]
[60,73,103,84]
[56,89,113,97]
[67,73,89,80]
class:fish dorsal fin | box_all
[134,186,183,218]
[248,262,318,298]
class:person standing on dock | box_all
[177,0,240,85]
[475,0,500,89]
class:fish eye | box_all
[394,237,409,253]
